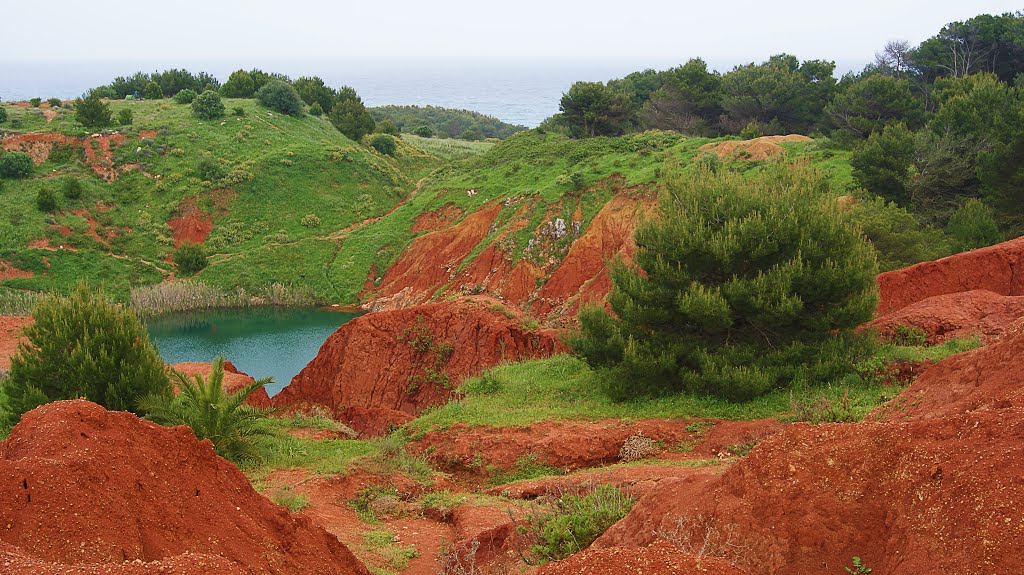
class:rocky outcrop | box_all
[0,400,369,574]
[876,236,1024,315]
[169,361,272,408]
[273,298,564,434]
[863,289,1024,344]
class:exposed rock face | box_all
[863,289,1024,344]
[876,236,1024,316]
[0,316,31,372]
[169,361,272,408]
[273,298,564,434]
[595,335,1024,575]
[0,400,369,575]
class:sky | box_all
[3,0,1022,73]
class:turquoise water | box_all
[146,307,358,396]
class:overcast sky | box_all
[4,0,1022,72]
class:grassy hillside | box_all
[0,98,441,304]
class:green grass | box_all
[407,337,980,432]
[360,529,418,575]
[243,419,378,483]
[400,134,495,161]
[269,485,310,512]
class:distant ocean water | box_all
[0,61,656,127]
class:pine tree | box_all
[570,162,879,401]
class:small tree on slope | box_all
[569,162,879,401]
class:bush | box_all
[220,70,256,98]
[0,107,7,124]
[329,96,375,141]
[946,198,1001,251]
[173,88,198,104]
[117,107,133,126]
[60,178,83,200]
[232,106,245,116]
[1,283,171,427]
[46,97,61,108]
[191,90,225,120]
[570,163,879,401]
[194,156,226,181]
[29,98,41,108]
[140,357,270,463]
[850,123,915,207]
[255,79,304,116]
[375,119,399,135]
[36,188,57,212]
[75,93,112,129]
[144,81,163,100]
[516,484,635,563]
[846,196,951,271]
[0,151,33,178]
[369,134,397,156]
[308,101,323,116]
[300,213,321,228]
[173,242,208,275]
[412,125,433,137]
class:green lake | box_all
[147,307,359,396]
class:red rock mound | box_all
[273,298,563,434]
[539,542,749,575]
[872,321,1024,421]
[169,361,272,408]
[863,289,1024,344]
[0,132,128,181]
[876,236,1024,316]
[597,409,1024,574]
[698,135,812,162]
[0,400,368,574]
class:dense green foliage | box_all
[369,105,526,139]
[75,93,112,128]
[173,88,197,104]
[255,80,304,116]
[191,90,225,120]
[219,69,256,98]
[143,81,163,100]
[330,95,375,140]
[141,357,270,463]
[106,69,219,98]
[0,107,7,124]
[174,242,208,275]
[369,134,397,155]
[35,188,57,212]
[117,107,134,126]
[61,177,83,200]
[1,284,170,427]
[947,198,1001,250]
[293,76,337,114]
[0,151,33,178]
[518,484,635,563]
[571,164,879,401]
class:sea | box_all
[0,60,671,128]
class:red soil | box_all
[875,236,1024,316]
[412,418,782,478]
[138,130,158,139]
[169,361,272,408]
[698,135,813,162]
[539,541,749,575]
[863,289,1024,344]
[486,462,724,501]
[0,400,369,574]
[0,261,33,281]
[872,320,1024,421]
[167,189,236,247]
[0,543,246,575]
[596,408,1024,575]
[411,203,464,233]
[273,298,564,435]
[0,132,126,181]
[0,316,31,371]
[366,202,504,310]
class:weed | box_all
[656,513,756,570]
[419,490,466,520]
[270,486,310,512]
[489,453,563,486]
[845,556,873,574]
[362,529,419,572]
[890,324,928,346]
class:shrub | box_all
[515,484,634,563]
[412,125,433,137]
[270,486,309,512]
[61,178,83,199]
[194,156,226,181]
[891,324,928,346]
[29,98,41,107]
[220,69,256,98]
[46,97,61,108]
[0,151,33,178]
[570,163,879,401]
[300,213,321,228]
[308,101,323,116]
[375,119,399,135]
[144,81,163,100]
[1,283,171,427]
[75,93,112,129]
[329,96,375,141]
[946,198,1001,251]
[191,90,225,120]
[369,134,397,156]
[0,107,7,124]
[846,196,951,271]
[232,106,245,116]
[117,107,134,126]
[36,188,57,212]
[255,79,304,116]
[173,242,208,275]
[140,357,271,463]
[173,88,198,104]
[850,123,915,207]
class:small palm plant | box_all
[141,357,273,464]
